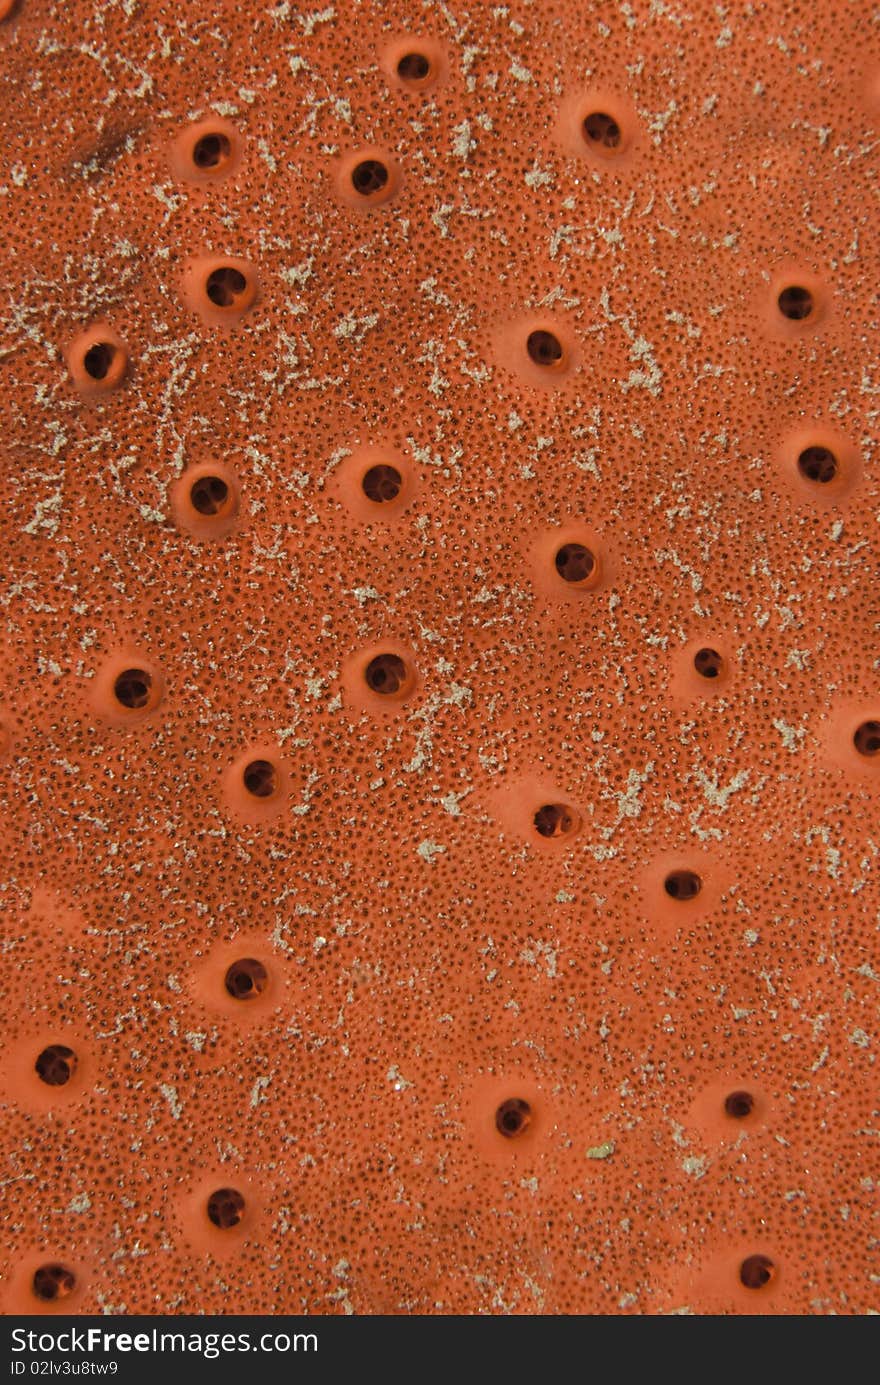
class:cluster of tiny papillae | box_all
[0,0,877,1316]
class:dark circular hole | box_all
[495,1097,532,1138]
[739,1254,775,1290]
[693,647,723,679]
[113,667,152,710]
[35,1044,77,1087]
[192,131,231,170]
[664,869,702,901]
[83,342,116,380]
[533,803,578,839]
[207,1187,246,1229]
[365,653,408,695]
[206,266,248,307]
[797,445,838,484]
[526,329,564,367]
[397,51,431,82]
[242,759,279,798]
[854,720,880,757]
[583,111,622,148]
[351,159,389,196]
[724,1090,755,1119]
[32,1265,76,1302]
[777,285,813,321]
[224,957,268,1001]
[554,542,595,584]
[362,464,403,504]
[190,474,230,516]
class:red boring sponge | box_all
[0,0,878,1316]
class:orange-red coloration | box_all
[0,0,878,1318]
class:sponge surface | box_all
[0,0,878,1316]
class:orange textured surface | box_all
[0,0,878,1318]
